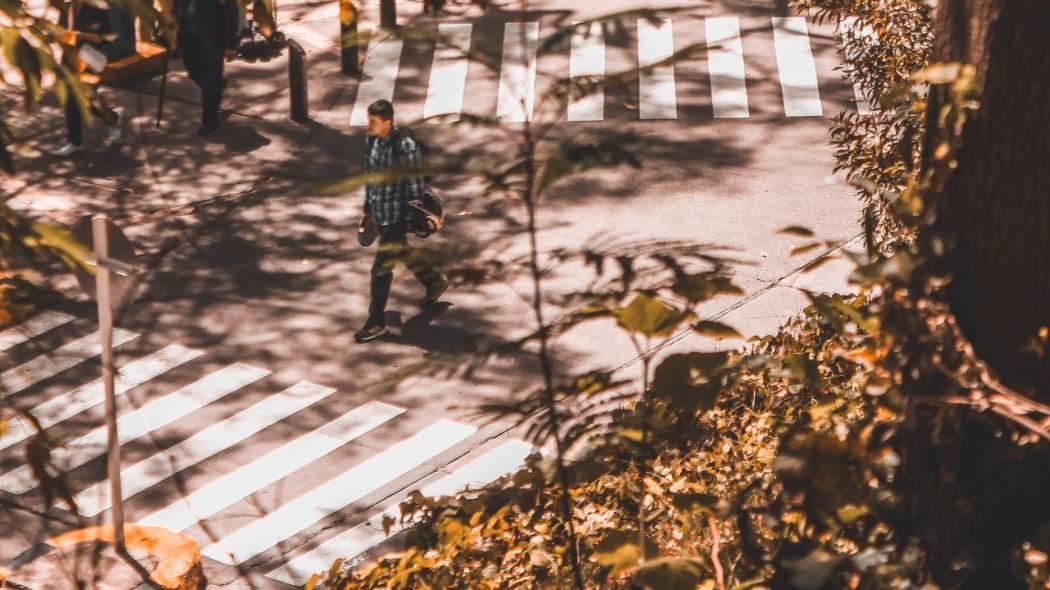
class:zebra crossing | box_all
[282,14,868,125]
[0,312,533,586]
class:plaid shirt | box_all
[364,128,425,226]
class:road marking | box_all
[79,382,336,518]
[266,439,533,585]
[423,23,473,123]
[138,401,403,531]
[838,17,875,114]
[706,17,750,119]
[1,363,267,495]
[637,18,677,120]
[772,17,823,117]
[0,345,200,453]
[496,22,540,123]
[349,31,405,127]
[68,363,273,514]
[568,21,605,122]
[0,329,138,396]
[0,311,75,353]
[201,419,477,566]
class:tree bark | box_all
[929,0,1050,398]
[900,2,1050,587]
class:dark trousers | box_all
[368,222,442,325]
[64,94,117,146]
[179,30,225,126]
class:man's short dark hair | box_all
[367,100,394,121]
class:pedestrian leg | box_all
[366,224,408,326]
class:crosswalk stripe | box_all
[423,23,473,123]
[138,401,404,531]
[6,363,253,508]
[838,17,875,115]
[706,17,750,119]
[350,31,405,127]
[637,18,678,120]
[201,419,477,566]
[772,16,823,117]
[0,329,138,396]
[0,345,200,453]
[496,22,540,123]
[76,381,336,518]
[568,21,605,122]
[0,311,75,353]
[2,363,267,495]
[265,439,533,586]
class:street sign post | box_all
[73,215,140,551]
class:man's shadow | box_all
[381,303,480,356]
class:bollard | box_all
[340,0,359,75]
[287,39,309,122]
[380,0,396,29]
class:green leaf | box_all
[613,293,694,337]
[671,492,720,514]
[632,557,705,590]
[790,242,824,257]
[594,530,658,575]
[671,272,743,303]
[691,321,741,340]
[778,225,815,237]
[651,352,729,412]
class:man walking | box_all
[355,100,449,343]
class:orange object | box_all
[47,524,204,590]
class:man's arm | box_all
[398,135,426,200]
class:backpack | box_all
[393,127,444,238]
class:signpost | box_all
[72,215,139,551]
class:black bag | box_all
[407,188,445,238]
[393,127,444,238]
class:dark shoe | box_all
[354,322,387,343]
[197,121,220,136]
[421,277,449,307]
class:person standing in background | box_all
[53,0,134,156]
[175,0,240,135]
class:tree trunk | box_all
[929,0,1050,398]
[899,2,1050,587]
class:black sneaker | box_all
[421,277,449,307]
[354,322,387,343]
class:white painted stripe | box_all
[423,23,473,123]
[568,21,605,122]
[0,329,138,396]
[637,18,678,120]
[772,17,823,117]
[1,363,268,496]
[0,311,75,352]
[706,17,750,119]
[138,401,403,531]
[66,363,270,514]
[266,439,532,585]
[349,31,404,127]
[838,17,874,115]
[202,419,477,565]
[0,345,200,453]
[496,22,540,123]
[78,381,336,518]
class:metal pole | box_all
[340,0,359,75]
[380,0,396,29]
[92,215,125,551]
[287,39,309,122]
